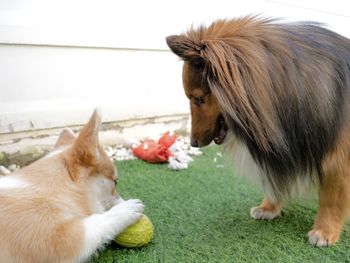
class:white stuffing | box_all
[0,165,11,176]
[104,135,202,170]
[0,164,21,176]
[214,151,225,168]
[172,151,193,164]
[8,164,19,172]
[167,156,188,170]
[105,145,136,161]
[187,147,203,156]
[122,137,141,148]
[166,136,201,170]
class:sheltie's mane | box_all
[168,16,350,199]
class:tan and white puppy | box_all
[0,109,144,263]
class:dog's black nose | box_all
[190,138,199,147]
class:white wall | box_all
[0,0,349,134]
[0,46,186,133]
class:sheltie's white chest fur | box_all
[223,133,314,202]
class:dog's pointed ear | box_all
[71,108,102,168]
[166,35,205,65]
[54,128,76,149]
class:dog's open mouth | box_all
[213,115,228,145]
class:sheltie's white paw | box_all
[308,229,338,247]
[250,206,281,220]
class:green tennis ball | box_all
[115,214,154,248]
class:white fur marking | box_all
[308,230,329,247]
[223,132,314,201]
[75,199,143,262]
[0,177,28,189]
[114,195,124,205]
[250,206,281,220]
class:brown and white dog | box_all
[0,109,144,262]
[166,16,350,246]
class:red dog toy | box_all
[133,132,177,163]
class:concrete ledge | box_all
[0,114,190,167]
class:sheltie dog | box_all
[166,16,350,246]
[0,109,144,262]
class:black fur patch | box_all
[218,24,350,199]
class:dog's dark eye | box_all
[194,96,205,107]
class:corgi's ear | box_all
[70,108,102,168]
[54,128,76,149]
[166,35,205,66]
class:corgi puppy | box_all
[0,109,144,263]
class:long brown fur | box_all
[166,15,350,246]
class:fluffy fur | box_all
[166,16,350,246]
[0,109,144,262]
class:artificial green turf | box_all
[90,146,350,263]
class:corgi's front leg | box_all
[76,199,144,262]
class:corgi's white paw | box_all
[108,199,144,229]
[117,199,144,213]
[79,199,143,262]
[250,206,281,220]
